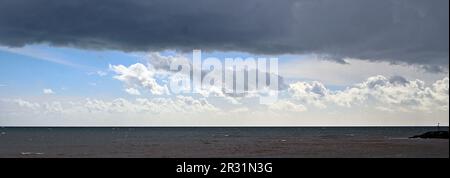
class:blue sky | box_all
[0,44,448,126]
[0,44,315,99]
[0,44,139,98]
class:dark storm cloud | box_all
[0,0,448,68]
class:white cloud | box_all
[125,88,141,96]
[3,96,219,116]
[287,76,449,112]
[288,81,329,109]
[11,99,41,111]
[43,88,55,95]
[1,74,448,126]
[110,63,167,95]
[110,53,243,104]
[42,101,64,113]
[111,53,449,114]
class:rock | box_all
[410,131,449,139]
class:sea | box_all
[0,127,448,158]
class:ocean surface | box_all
[0,127,448,158]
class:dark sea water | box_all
[0,127,448,158]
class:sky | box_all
[0,0,448,126]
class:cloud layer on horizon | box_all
[3,74,446,115]
[0,0,448,70]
